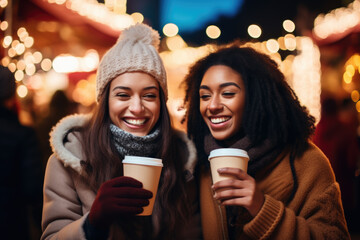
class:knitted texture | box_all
[96,23,167,101]
[88,176,153,229]
[109,123,161,157]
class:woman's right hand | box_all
[212,168,265,217]
[88,176,153,229]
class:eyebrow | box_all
[112,86,159,91]
[199,82,241,90]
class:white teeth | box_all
[210,117,230,124]
[125,119,146,125]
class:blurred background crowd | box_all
[1,0,359,239]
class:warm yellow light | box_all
[27,75,43,90]
[104,0,115,11]
[8,48,16,57]
[343,72,352,84]
[17,85,28,98]
[41,58,52,71]
[346,64,355,76]
[14,70,24,81]
[3,35,12,48]
[166,35,187,51]
[72,77,96,106]
[8,63,16,72]
[16,60,26,71]
[24,53,35,65]
[354,54,360,67]
[283,19,295,33]
[131,12,143,23]
[247,24,262,38]
[313,3,360,40]
[11,40,19,48]
[113,0,127,14]
[25,64,36,76]
[291,37,321,123]
[206,25,221,39]
[1,56,10,66]
[52,52,99,73]
[351,90,360,102]
[17,27,27,40]
[356,101,360,112]
[55,0,66,4]
[266,39,279,53]
[163,23,179,37]
[15,43,25,55]
[24,37,34,48]
[33,52,43,64]
[0,21,8,31]
[0,0,8,8]
[82,49,99,71]
[55,56,76,72]
[284,34,296,51]
[278,37,286,50]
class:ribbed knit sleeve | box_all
[243,194,284,239]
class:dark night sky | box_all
[174,0,352,46]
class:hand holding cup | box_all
[122,156,163,216]
[209,148,264,217]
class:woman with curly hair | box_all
[183,44,350,239]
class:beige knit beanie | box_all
[96,23,167,102]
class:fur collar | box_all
[50,114,91,174]
[50,114,197,176]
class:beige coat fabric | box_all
[41,114,199,240]
[199,143,350,240]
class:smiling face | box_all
[108,72,161,136]
[199,65,246,141]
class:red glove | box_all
[88,176,152,229]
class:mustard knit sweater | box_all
[199,142,350,240]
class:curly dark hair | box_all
[184,44,316,201]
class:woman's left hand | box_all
[212,167,264,217]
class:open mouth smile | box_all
[123,118,147,126]
[209,116,231,124]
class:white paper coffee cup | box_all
[208,148,249,184]
[122,156,163,216]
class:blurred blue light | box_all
[160,0,243,33]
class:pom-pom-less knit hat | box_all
[96,23,167,102]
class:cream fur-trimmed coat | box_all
[41,114,199,240]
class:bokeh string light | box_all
[313,0,360,40]
[3,0,348,121]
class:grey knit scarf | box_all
[109,124,161,158]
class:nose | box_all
[128,96,144,114]
[208,95,223,113]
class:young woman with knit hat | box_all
[183,44,350,239]
[41,23,201,240]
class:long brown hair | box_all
[80,81,191,237]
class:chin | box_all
[211,132,232,141]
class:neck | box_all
[223,130,246,146]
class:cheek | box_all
[199,101,207,117]
[108,101,115,116]
[150,101,161,121]
[108,101,127,118]
[233,101,245,127]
